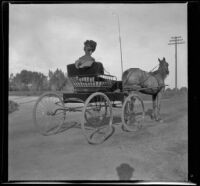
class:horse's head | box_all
[158,57,169,78]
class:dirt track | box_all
[8,95,188,181]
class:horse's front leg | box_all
[155,91,163,122]
[151,94,157,120]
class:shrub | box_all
[9,100,19,114]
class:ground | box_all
[8,94,188,181]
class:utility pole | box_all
[168,36,185,91]
[112,12,124,76]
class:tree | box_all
[180,86,188,95]
[62,77,74,92]
[9,73,14,83]
[9,70,48,91]
[20,70,32,85]
[11,70,33,90]
[48,69,67,91]
[165,88,172,92]
[9,73,16,91]
[12,72,27,90]
[30,72,48,91]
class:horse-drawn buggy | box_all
[33,57,169,144]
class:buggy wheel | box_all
[81,92,114,145]
[33,92,66,135]
[121,93,145,132]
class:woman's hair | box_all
[84,40,97,53]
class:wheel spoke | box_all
[33,93,65,135]
[122,94,145,132]
[81,92,113,144]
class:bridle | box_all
[159,61,169,76]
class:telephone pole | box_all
[112,12,123,76]
[168,36,185,91]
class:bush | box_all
[180,87,188,94]
[9,100,19,114]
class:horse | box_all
[122,57,169,122]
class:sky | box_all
[9,3,187,88]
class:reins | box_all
[149,64,159,73]
[138,64,160,87]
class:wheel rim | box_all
[33,93,65,135]
[122,94,145,132]
[81,92,113,144]
[85,99,108,127]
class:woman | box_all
[75,40,122,92]
[75,40,97,69]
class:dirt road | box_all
[8,95,188,181]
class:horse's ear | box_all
[158,58,161,62]
[163,57,165,61]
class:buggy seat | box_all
[67,62,117,93]
[67,62,104,77]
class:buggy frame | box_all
[33,71,149,144]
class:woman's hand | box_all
[75,60,82,69]
[79,60,93,68]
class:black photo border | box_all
[1,0,200,185]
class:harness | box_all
[124,66,165,91]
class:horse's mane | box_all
[149,70,159,76]
[149,64,168,80]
